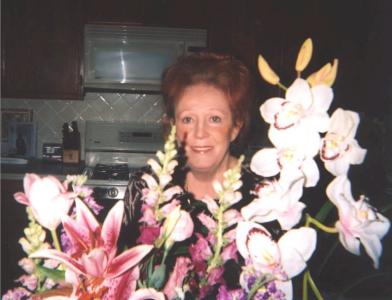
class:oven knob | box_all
[108,187,119,198]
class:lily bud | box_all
[295,38,313,72]
[257,54,280,85]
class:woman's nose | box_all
[195,120,208,138]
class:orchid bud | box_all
[257,54,280,85]
[307,59,339,87]
[295,38,313,72]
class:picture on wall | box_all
[7,121,37,158]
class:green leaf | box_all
[148,263,167,290]
[36,264,65,282]
[315,201,334,223]
[172,245,189,256]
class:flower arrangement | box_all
[3,38,391,300]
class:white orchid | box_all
[236,222,317,300]
[320,108,367,176]
[241,178,306,230]
[251,145,319,188]
[326,175,390,268]
[260,78,333,151]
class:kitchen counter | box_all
[1,159,85,180]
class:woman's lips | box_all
[190,146,213,153]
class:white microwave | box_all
[84,24,207,92]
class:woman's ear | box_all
[230,121,242,142]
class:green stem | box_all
[207,204,224,272]
[247,277,264,300]
[277,82,288,91]
[306,214,338,234]
[302,271,309,300]
[51,229,61,251]
[307,271,324,300]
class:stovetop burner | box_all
[91,163,130,181]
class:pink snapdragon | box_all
[163,257,193,299]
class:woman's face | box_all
[175,84,240,174]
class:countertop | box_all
[1,159,85,181]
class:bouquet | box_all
[3,38,391,300]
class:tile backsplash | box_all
[1,93,164,158]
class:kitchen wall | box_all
[1,92,164,158]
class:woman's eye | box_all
[181,116,193,124]
[210,115,222,123]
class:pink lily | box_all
[14,173,76,230]
[326,175,390,268]
[30,199,153,298]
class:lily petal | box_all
[30,249,86,276]
[75,198,100,235]
[81,248,108,277]
[102,200,124,257]
[106,245,153,278]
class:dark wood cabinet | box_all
[1,179,27,294]
[84,0,208,29]
[1,0,83,100]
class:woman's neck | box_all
[186,155,237,199]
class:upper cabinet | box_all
[2,0,390,111]
[84,0,209,29]
[1,0,83,99]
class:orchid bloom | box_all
[251,145,319,188]
[14,173,76,231]
[242,179,306,230]
[260,78,333,150]
[30,199,153,298]
[326,176,390,268]
[320,108,367,176]
[236,222,317,300]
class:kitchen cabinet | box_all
[1,179,27,294]
[85,0,209,29]
[1,0,83,100]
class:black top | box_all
[121,163,281,298]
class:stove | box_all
[84,121,164,202]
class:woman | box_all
[122,52,276,298]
